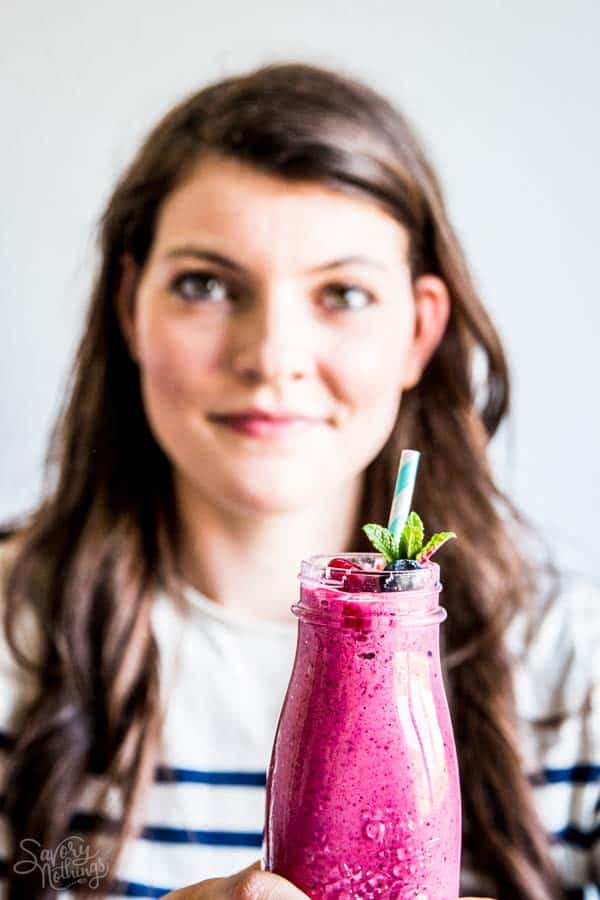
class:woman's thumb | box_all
[231,861,309,900]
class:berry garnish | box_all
[325,557,381,593]
[326,557,358,574]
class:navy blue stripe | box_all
[529,764,600,786]
[0,802,263,849]
[70,808,263,847]
[552,824,600,851]
[0,729,265,788]
[155,764,266,786]
[139,825,262,846]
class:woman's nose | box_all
[230,288,315,385]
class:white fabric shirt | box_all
[0,540,598,898]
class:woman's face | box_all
[118,154,449,515]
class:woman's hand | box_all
[162,860,310,900]
[162,862,495,900]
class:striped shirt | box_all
[0,539,598,898]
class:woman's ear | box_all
[402,274,451,391]
[115,252,140,363]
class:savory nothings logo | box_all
[13,835,109,890]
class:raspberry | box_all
[326,557,358,573]
[325,557,381,593]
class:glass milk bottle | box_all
[264,554,461,900]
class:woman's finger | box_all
[162,860,310,900]
[229,863,310,900]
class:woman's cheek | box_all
[328,327,408,399]
[138,312,222,399]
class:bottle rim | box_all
[299,553,441,594]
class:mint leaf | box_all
[395,533,405,558]
[362,524,397,564]
[399,511,425,560]
[417,531,456,563]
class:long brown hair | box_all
[1,62,564,898]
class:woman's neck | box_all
[173,473,363,623]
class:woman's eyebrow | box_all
[163,245,389,274]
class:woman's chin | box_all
[226,483,320,516]
[221,467,330,516]
[173,451,339,517]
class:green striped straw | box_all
[388,449,420,539]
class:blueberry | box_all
[385,559,421,571]
[382,558,421,592]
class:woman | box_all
[0,62,597,900]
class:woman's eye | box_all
[321,284,374,311]
[171,271,230,303]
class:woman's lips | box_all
[209,412,322,440]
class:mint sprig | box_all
[362,523,398,564]
[362,511,456,564]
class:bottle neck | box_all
[296,555,444,632]
[294,585,446,631]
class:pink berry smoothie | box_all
[264,554,461,900]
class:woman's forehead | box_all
[151,154,410,273]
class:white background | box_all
[1,0,598,576]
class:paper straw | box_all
[387,449,420,538]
